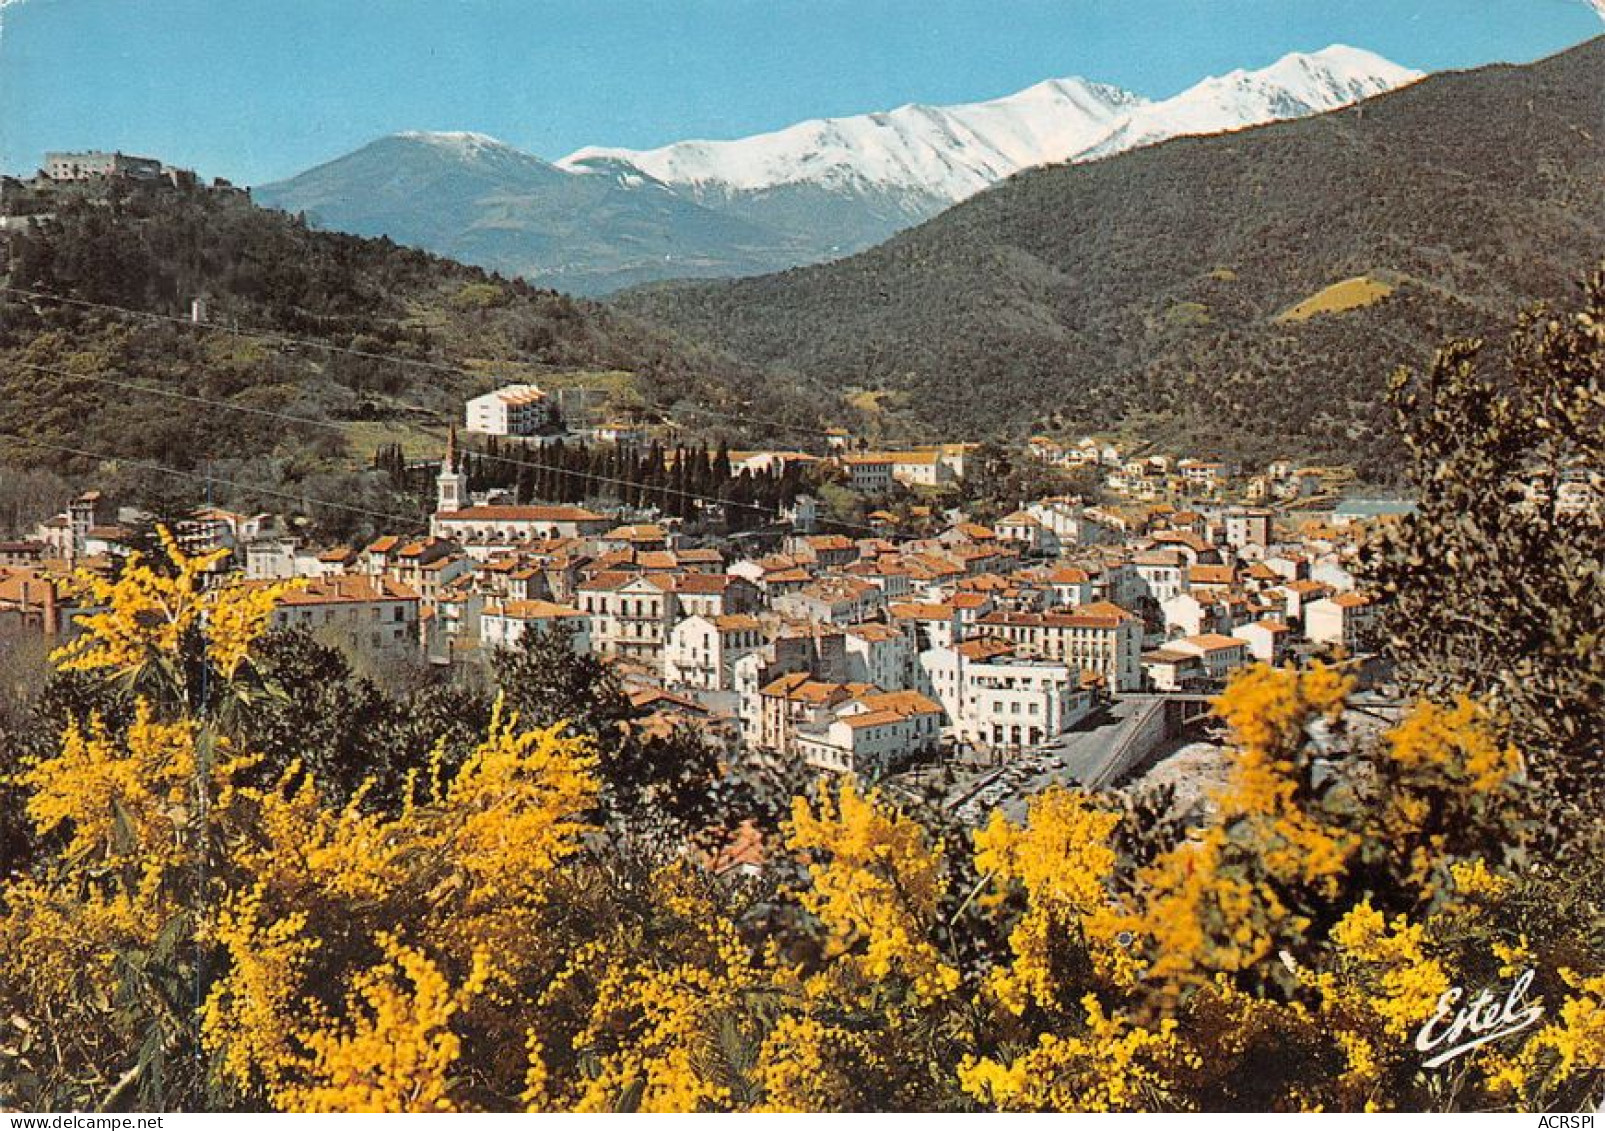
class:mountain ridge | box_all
[615,38,1605,474]
[256,45,1420,293]
[561,45,1417,204]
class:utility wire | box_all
[0,284,933,444]
[0,431,428,527]
[7,356,892,528]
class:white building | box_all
[995,512,1055,555]
[264,576,420,657]
[665,613,764,690]
[888,451,955,488]
[1305,593,1377,651]
[1133,550,1188,604]
[1169,634,1252,683]
[843,622,912,691]
[793,690,944,778]
[1232,618,1291,664]
[974,601,1143,692]
[431,431,609,552]
[961,657,1095,751]
[464,385,555,436]
[1143,647,1206,692]
[1220,507,1274,550]
[577,572,679,666]
[479,599,590,653]
[841,454,894,492]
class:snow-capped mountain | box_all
[561,76,1143,204]
[254,132,814,294]
[256,46,1422,293]
[560,46,1420,208]
[1076,46,1423,162]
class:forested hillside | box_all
[619,38,1605,473]
[0,182,831,534]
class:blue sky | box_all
[1,0,1598,185]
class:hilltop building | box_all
[464,384,556,437]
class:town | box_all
[0,376,1413,823]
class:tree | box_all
[1360,270,1604,813]
[488,627,724,841]
[2,537,1601,1113]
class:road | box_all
[900,697,1167,826]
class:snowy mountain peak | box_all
[559,73,1141,201]
[1074,45,1423,163]
[558,45,1417,204]
[394,130,506,147]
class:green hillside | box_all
[0,183,833,533]
[618,38,1605,474]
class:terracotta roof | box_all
[889,602,954,622]
[838,709,905,730]
[577,570,638,592]
[674,572,740,594]
[806,535,855,551]
[438,505,605,522]
[763,568,813,585]
[1135,550,1185,566]
[1144,648,1198,664]
[271,577,419,606]
[628,686,708,714]
[705,820,766,875]
[711,614,763,632]
[1046,567,1092,584]
[1057,600,1137,625]
[604,524,668,542]
[491,599,585,621]
[0,570,60,606]
[675,548,725,565]
[1285,580,1331,595]
[956,637,1016,661]
[1245,619,1291,634]
[845,622,903,643]
[1188,565,1237,586]
[760,674,848,704]
[859,689,943,718]
[1184,633,1246,652]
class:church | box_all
[429,429,610,556]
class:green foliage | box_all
[622,40,1604,474]
[489,627,724,842]
[0,183,839,539]
[1360,268,1604,815]
[448,282,508,310]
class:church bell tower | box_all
[436,426,468,514]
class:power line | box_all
[6,358,808,523]
[0,283,552,388]
[0,431,429,527]
[0,283,923,444]
[1,292,939,534]
[9,358,350,435]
